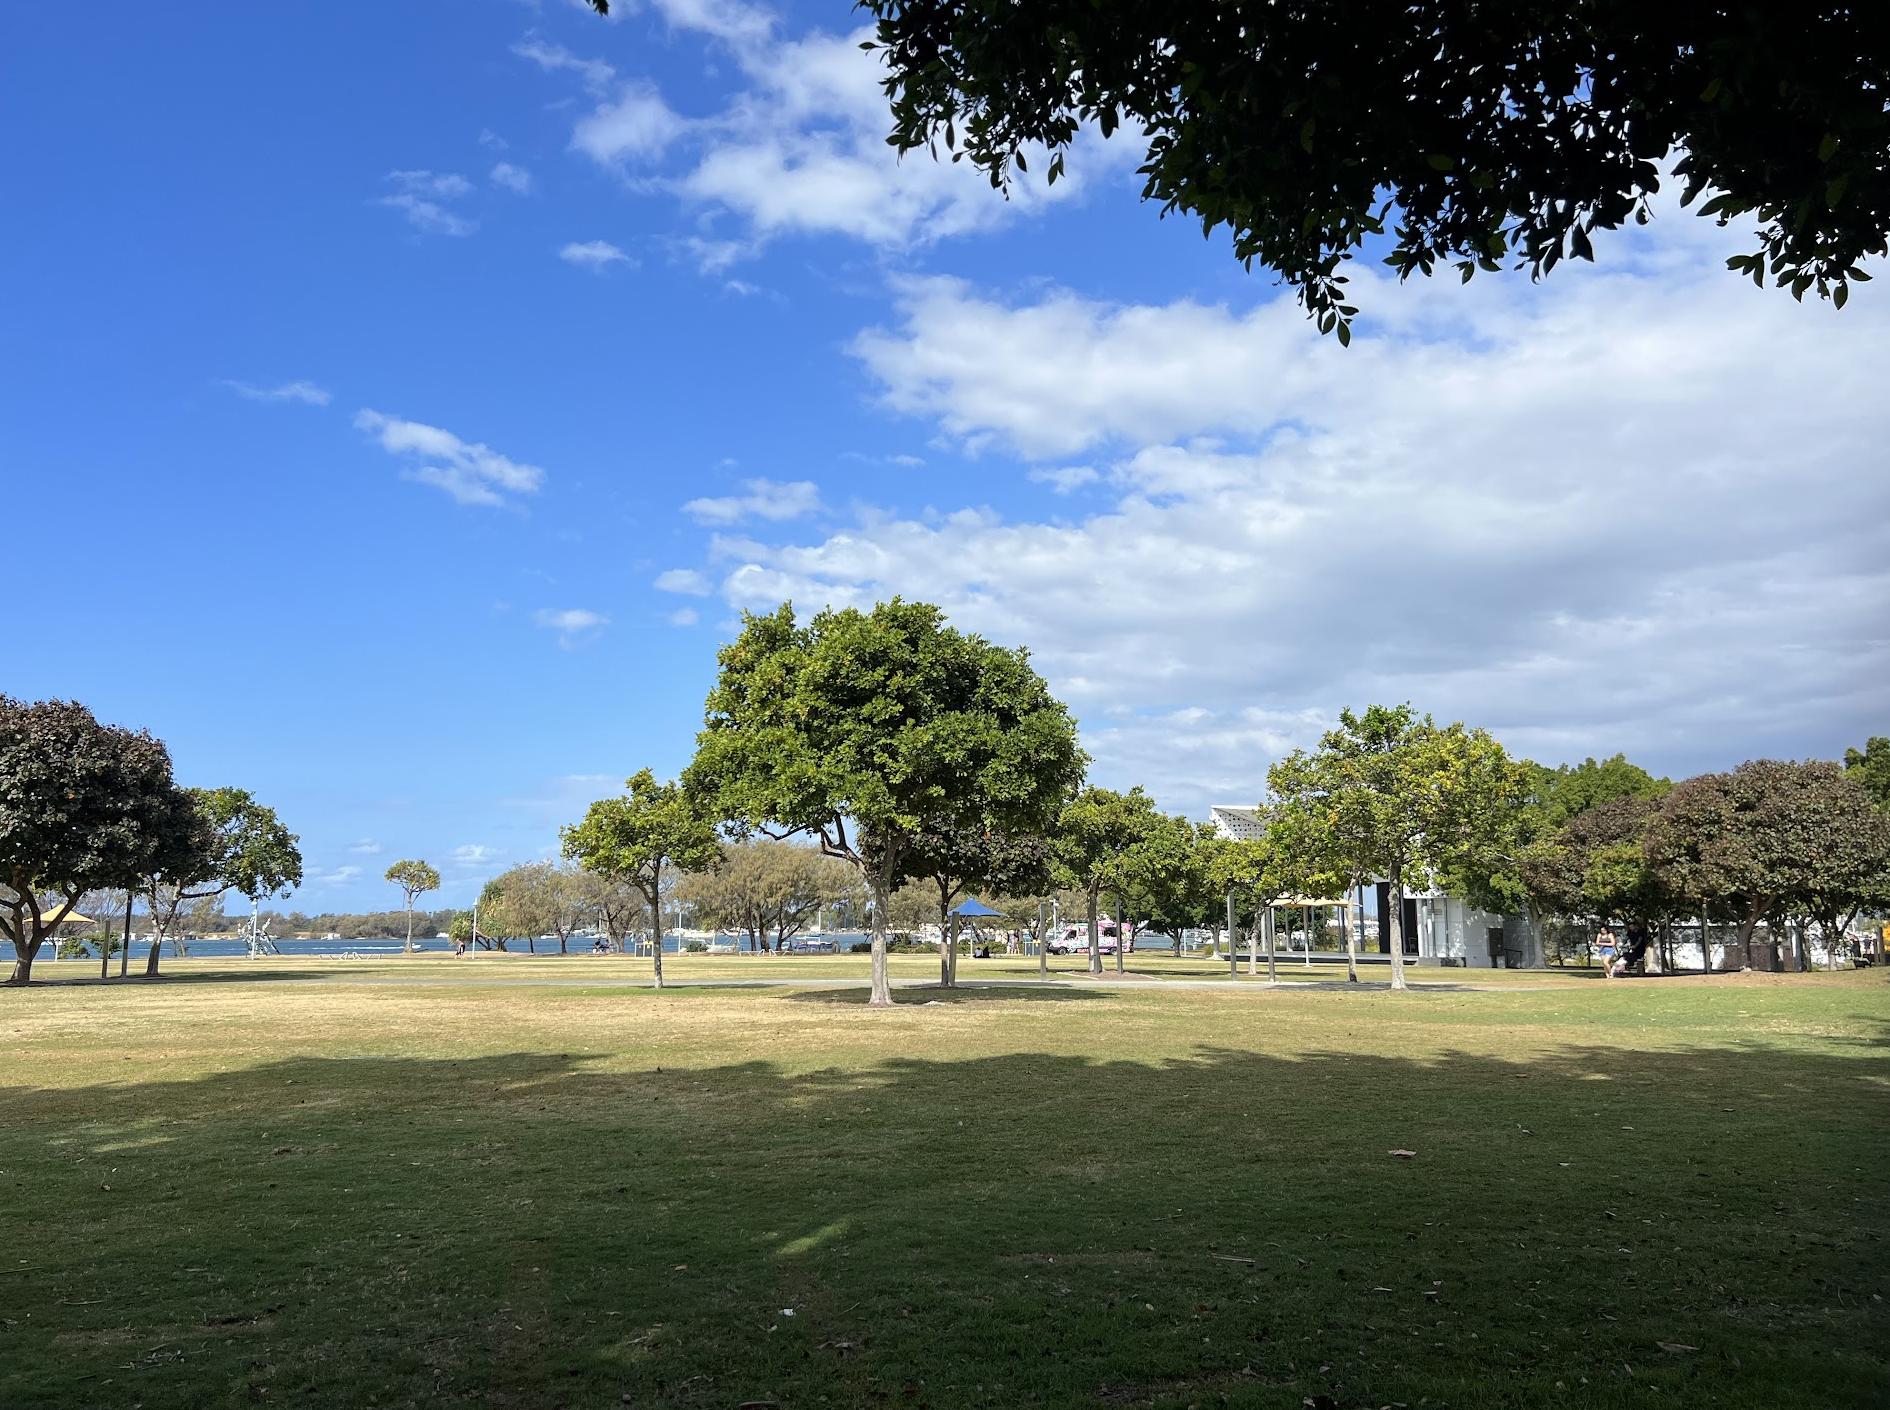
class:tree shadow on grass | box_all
[1,1032,1886,1409]
[21,966,353,989]
[785,984,1106,1005]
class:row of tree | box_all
[1,697,302,984]
[552,603,1888,1003]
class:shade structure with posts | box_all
[941,897,1005,986]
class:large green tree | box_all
[1268,705,1524,990]
[1,698,179,985]
[1117,815,1217,958]
[384,859,441,954]
[685,600,1084,1006]
[1454,754,1671,967]
[564,769,724,988]
[1846,737,1890,812]
[858,1,1889,339]
[139,786,301,974]
[1644,759,1889,967]
[1052,786,1160,976]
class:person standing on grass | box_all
[1597,924,1619,977]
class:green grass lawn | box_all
[3,964,1885,1409]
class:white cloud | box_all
[675,28,1092,251]
[558,239,631,269]
[451,844,496,868]
[573,85,688,165]
[309,864,364,887]
[665,606,701,627]
[649,0,774,48]
[355,410,546,508]
[682,477,821,524]
[222,379,330,406]
[534,608,610,645]
[347,839,383,855]
[1029,465,1099,494]
[479,128,508,151]
[655,568,712,595]
[378,171,477,236]
[490,161,533,194]
[514,38,616,93]
[388,169,472,199]
[534,14,1102,258]
[699,245,1890,811]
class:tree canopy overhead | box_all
[685,599,1084,1005]
[859,1,1889,338]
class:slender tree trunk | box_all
[1037,900,1048,980]
[1344,889,1359,983]
[405,900,415,955]
[1114,902,1125,974]
[144,942,162,977]
[1385,867,1408,991]
[1087,883,1102,976]
[1265,903,1278,984]
[942,913,958,988]
[1247,903,1259,975]
[867,869,893,1007]
[1226,890,1237,980]
[649,867,666,990]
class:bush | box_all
[850,941,872,953]
[684,940,708,953]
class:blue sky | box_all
[6,0,1887,911]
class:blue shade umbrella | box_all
[951,898,1004,918]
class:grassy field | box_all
[2,962,1885,1409]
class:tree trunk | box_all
[1344,890,1359,983]
[1114,903,1125,974]
[7,937,40,985]
[144,942,162,977]
[942,913,958,988]
[1087,883,1102,976]
[649,868,666,990]
[559,932,569,955]
[404,901,415,955]
[1736,901,1766,969]
[1385,868,1408,991]
[1519,901,1546,970]
[1225,891,1238,980]
[1265,903,1278,984]
[867,870,893,1007]
[1247,904,1259,975]
[1037,901,1048,980]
